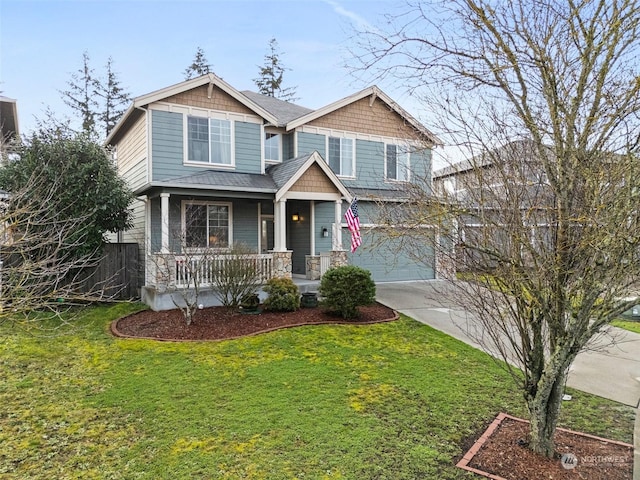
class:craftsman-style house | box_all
[106,73,441,309]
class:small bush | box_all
[319,265,376,319]
[263,277,300,312]
[240,292,260,311]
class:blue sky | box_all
[0,0,454,167]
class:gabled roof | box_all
[267,151,352,202]
[106,73,280,145]
[107,74,442,149]
[241,90,312,126]
[285,86,443,147]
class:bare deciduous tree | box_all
[354,0,640,457]
[0,173,110,329]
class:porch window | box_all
[187,116,233,165]
[183,201,231,248]
[264,132,281,162]
[328,136,354,177]
[386,144,410,182]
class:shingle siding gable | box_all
[306,97,423,140]
[165,85,256,115]
[289,163,339,194]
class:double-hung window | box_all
[183,202,231,249]
[264,132,281,163]
[187,116,232,165]
[386,144,410,182]
[327,136,354,177]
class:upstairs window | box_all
[187,116,232,165]
[264,132,281,163]
[328,136,354,177]
[386,144,410,182]
[183,202,231,249]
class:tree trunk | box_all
[527,370,566,457]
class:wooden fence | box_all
[1,242,140,301]
[76,243,140,299]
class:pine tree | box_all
[254,38,298,102]
[95,57,131,137]
[60,53,130,140]
[184,47,212,80]
[60,51,98,137]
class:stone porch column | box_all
[272,251,292,279]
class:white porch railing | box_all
[320,252,331,276]
[173,253,273,288]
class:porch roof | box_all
[139,170,276,196]
[135,151,352,201]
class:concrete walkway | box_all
[375,280,640,479]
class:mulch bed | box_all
[111,302,399,341]
[458,413,634,480]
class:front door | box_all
[261,216,274,253]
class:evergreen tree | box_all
[95,57,131,137]
[183,47,212,80]
[254,38,298,102]
[59,52,130,140]
[60,51,98,137]
[0,125,133,256]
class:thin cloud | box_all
[324,0,376,32]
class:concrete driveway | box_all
[376,280,640,408]
[376,279,640,479]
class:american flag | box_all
[344,197,362,253]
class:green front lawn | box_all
[0,304,634,479]
[612,319,640,334]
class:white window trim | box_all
[384,143,411,183]
[326,135,356,179]
[263,128,283,165]
[183,113,236,169]
[181,200,233,251]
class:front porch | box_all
[147,249,348,288]
[139,151,355,311]
[142,249,347,311]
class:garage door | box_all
[342,227,435,282]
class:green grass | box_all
[0,304,634,479]
[612,318,640,334]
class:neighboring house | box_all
[0,96,19,156]
[432,140,557,271]
[106,73,441,310]
[433,140,549,200]
[0,96,19,143]
[0,97,18,244]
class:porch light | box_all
[321,227,329,238]
[292,213,300,222]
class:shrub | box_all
[211,243,263,309]
[262,277,300,312]
[239,292,260,311]
[319,265,376,319]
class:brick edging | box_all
[456,412,634,479]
